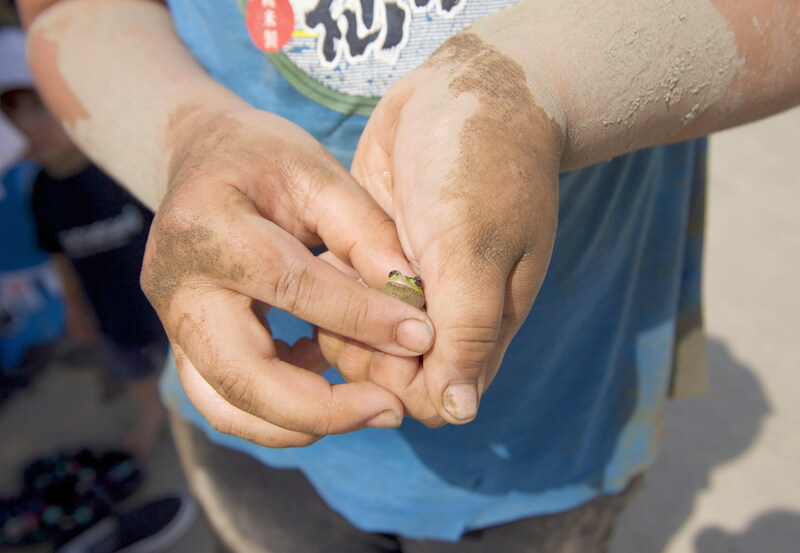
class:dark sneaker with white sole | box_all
[55,489,196,553]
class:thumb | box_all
[421,250,547,424]
[421,263,507,424]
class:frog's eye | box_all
[412,276,422,288]
[389,270,401,278]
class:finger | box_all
[215,109,413,285]
[243,122,418,288]
[317,244,435,358]
[316,249,434,408]
[318,327,420,391]
[143,187,433,357]
[365,351,440,426]
[318,328,439,425]
[422,270,504,424]
[251,300,329,374]
[173,345,321,448]
[299,89,421,286]
[316,249,363,282]
[274,337,330,375]
[421,251,543,425]
[309,172,418,287]
[316,251,437,422]
[350,85,413,217]
[317,329,372,383]
[166,286,405,435]
[349,88,427,268]
[480,254,546,389]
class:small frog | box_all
[378,270,425,309]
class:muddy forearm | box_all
[468,0,800,171]
[22,0,248,211]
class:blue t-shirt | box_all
[161,0,707,540]
[0,161,49,272]
[0,161,65,369]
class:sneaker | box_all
[0,493,49,546]
[55,489,197,553]
[23,449,141,506]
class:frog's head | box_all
[387,270,423,293]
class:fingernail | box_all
[395,319,433,353]
[443,383,479,421]
[366,410,403,429]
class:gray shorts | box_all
[169,413,643,553]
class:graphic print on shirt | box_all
[57,204,144,259]
[239,0,520,113]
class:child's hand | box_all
[320,33,563,427]
[140,107,434,447]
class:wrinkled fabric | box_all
[160,0,706,541]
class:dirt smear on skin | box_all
[562,0,743,164]
[165,106,245,194]
[424,33,560,277]
[140,108,247,312]
[597,2,739,122]
[28,31,89,127]
[143,219,247,312]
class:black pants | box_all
[169,412,642,553]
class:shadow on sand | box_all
[695,510,800,553]
[611,336,771,553]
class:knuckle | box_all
[139,251,157,299]
[336,342,371,382]
[317,329,343,366]
[445,323,500,365]
[214,369,257,415]
[306,395,335,436]
[206,413,237,437]
[207,413,320,448]
[138,196,212,311]
[365,215,399,244]
[272,259,313,314]
[138,232,165,304]
[405,398,446,429]
[341,293,372,340]
[420,415,447,429]
[154,188,202,238]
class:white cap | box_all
[0,27,34,96]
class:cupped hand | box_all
[140,106,434,447]
[319,33,564,427]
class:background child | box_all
[1,27,168,457]
[0,156,66,397]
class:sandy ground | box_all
[1,106,798,553]
[611,106,800,553]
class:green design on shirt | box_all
[234,0,379,116]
